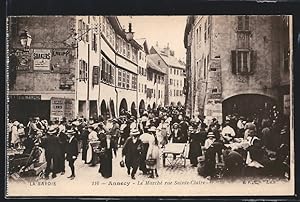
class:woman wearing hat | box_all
[40,126,61,179]
[156,119,169,148]
[10,121,19,148]
[146,127,160,178]
[65,129,79,180]
[122,129,143,179]
[87,125,100,166]
[98,132,117,178]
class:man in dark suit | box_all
[169,123,185,143]
[122,129,143,180]
[65,129,79,180]
[40,126,61,179]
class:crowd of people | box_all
[8,104,290,181]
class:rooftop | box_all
[146,55,166,74]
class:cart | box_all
[162,143,188,168]
[8,145,47,181]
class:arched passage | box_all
[147,104,151,111]
[222,94,276,121]
[139,99,145,115]
[119,98,128,116]
[100,100,108,118]
[109,99,115,118]
[131,102,137,118]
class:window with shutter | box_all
[86,24,89,42]
[78,20,83,38]
[231,50,237,74]
[101,58,105,81]
[232,50,254,75]
[122,70,126,88]
[92,66,99,85]
[237,16,250,31]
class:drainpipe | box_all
[97,16,102,118]
[115,46,118,117]
[86,17,90,120]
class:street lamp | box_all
[125,23,134,41]
[19,30,32,50]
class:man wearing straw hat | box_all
[122,129,143,179]
[40,125,61,179]
[65,128,79,180]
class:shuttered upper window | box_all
[231,50,256,75]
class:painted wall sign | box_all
[51,49,72,73]
[50,97,65,120]
[14,49,33,71]
[64,99,74,120]
[9,95,41,100]
[33,49,51,70]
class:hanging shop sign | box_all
[50,97,65,121]
[33,49,51,71]
[9,95,41,100]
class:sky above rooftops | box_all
[118,16,187,62]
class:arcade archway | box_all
[222,94,276,121]
[119,98,128,116]
[139,99,145,115]
[131,102,137,118]
[100,100,108,118]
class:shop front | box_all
[8,95,50,123]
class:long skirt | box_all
[99,156,113,178]
[188,142,202,166]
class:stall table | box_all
[162,143,188,168]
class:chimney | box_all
[156,41,159,47]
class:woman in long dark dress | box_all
[98,133,117,178]
[188,126,203,167]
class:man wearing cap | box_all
[65,129,79,180]
[40,126,61,179]
[122,129,143,179]
[204,132,216,150]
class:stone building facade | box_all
[184,15,292,123]
[150,44,186,107]
[8,16,144,122]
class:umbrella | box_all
[139,132,155,144]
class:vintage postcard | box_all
[5,15,294,197]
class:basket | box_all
[145,159,157,166]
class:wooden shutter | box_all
[250,50,256,74]
[231,50,237,74]
[92,66,99,85]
